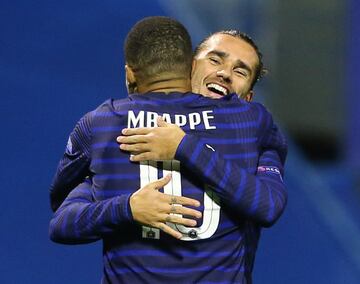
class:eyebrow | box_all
[207,50,228,59]
[207,50,253,75]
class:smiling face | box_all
[191,34,259,101]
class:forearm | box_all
[175,135,287,227]
[49,181,133,244]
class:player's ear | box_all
[125,64,137,93]
[244,90,254,102]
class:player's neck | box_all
[137,76,191,94]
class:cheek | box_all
[233,80,250,94]
[191,71,202,92]
[192,69,206,87]
[194,62,212,77]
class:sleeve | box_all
[175,110,288,228]
[257,102,288,164]
[50,112,93,212]
[49,179,134,244]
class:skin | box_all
[191,33,259,101]
[129,174,201,239]
[118,34,261,238]
[118,34,261,161]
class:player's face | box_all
[191,34,259,101]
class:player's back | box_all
[90,92,268,284]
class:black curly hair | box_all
[124,16,193,82]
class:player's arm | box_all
[50,112,93,212]
[50,175,202,243]
[173,127,287,227]
[118,113,287,227]
[49,178,133,244]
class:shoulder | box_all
[194,93,247,109]
[216,97,270,118]
[251,103,288,153]
[95,98,127,111]
[73,98,123,128]
[89,97,132,116]
[248,101,271,115]
[246,101,274,125]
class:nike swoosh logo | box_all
[205,144,215,152]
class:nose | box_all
[216,69,231,82]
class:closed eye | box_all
[234,68,248,77]
[209,57,221,65]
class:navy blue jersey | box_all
[50,92,287,283]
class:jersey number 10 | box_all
[140,160,220,241]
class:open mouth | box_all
[206,83,229,96]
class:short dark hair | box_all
[194,30,267,90]
[124,16,193,81]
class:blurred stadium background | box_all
[1,0,359,283]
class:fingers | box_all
[156,213,199,239]
[117,131,153,154]
[157,223,182,239]
[119,142,149,153]
[166,204,202,219]
[130,173,202,240]
[149,174,172,190]
[117,134,149,144]
[156,117,169,127]
[164,213,198,227]
[129,152,153,162]
[163,193,201,208]
[121,127,152,136]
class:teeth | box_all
[207,83,227,95]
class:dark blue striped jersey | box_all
[50,92,287,284]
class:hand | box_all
[130,174,202,239]
[117,117,185,161]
